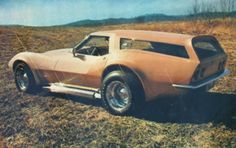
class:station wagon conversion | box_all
[9,30,230,115]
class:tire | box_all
[101,71,145,115]
[14,62,38,93]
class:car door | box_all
[53,35,110,89]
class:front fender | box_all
[8,52,35,70]
[8,52,43,85]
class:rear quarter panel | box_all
[106,50,199,101]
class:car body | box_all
[9,30,230,115]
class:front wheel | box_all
[14,62,38,93]
[101,71,144,115]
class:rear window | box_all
[192,37,224,60]
[120,38,189,59]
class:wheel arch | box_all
[12,60,41,85]
[102,64,146,98]
[13,60,28,71]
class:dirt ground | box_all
[0,20,236,147]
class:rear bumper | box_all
[172,69,230,89]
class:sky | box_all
[0,0,195,26]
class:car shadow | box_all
[44,92,103,108]
[43,91,236,128]
[135,92,236,125]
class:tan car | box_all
[9,30,229,115]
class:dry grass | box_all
[0,19,236,147]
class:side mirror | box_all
[73,47,84,58]
[73,50,85,60]
[76,54,85,58]
[76,54,85,60]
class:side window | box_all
[121,38,151,50]
[120,38,189,58]
[76,36,109,56]
[150,42,189,58]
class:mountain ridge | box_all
[63,12,236,27]
[1,12,235,27]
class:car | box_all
[8,30,230,115]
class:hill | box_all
[64,12,236,27]
[65,14,182,27]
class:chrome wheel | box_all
[105,81,132,112]
[15,67,29,91]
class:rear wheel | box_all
[101,71,144,115]
[14,62,38,93]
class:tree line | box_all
[191,0,235,16]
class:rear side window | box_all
[120,38,189,58]
[192,37,224,60]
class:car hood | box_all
[43,48,73,56]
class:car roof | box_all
[91,30,195,45]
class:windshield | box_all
[192,36,224,60]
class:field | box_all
[0,19,236,147]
